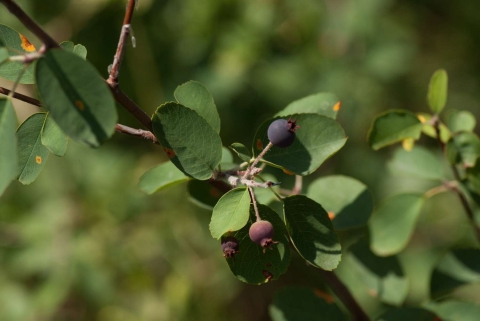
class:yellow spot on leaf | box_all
[314,289,334,303]
[35,156,42,164]
[20,34,36,52]
[328,211,335,220]
[333,101,341,111]
[417,114,426,123]
[282,168,294,175]
[402,138,415,151]
[256,139,263,151]
[163,147,176,158]
[75,100,85,111]
[368,289,378,298]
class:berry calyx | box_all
[221,235,240,258]
[267,118,299,148]
[249,220,278,252]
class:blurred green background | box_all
[1,0,480,320]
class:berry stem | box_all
[248,187,261,222]
[242,141,273,180]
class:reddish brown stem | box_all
[0,86,41,107]
[115,123,158,144]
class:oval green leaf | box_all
[375,307,439,321]
[275,93,340,119]
[427,300,480,321]
[152,102,222,180]
[174,80,220,133]
[41,114,68,156]
[225,204,291,284]
[209,188,250,239]
[229,142,252,163]
[446,131,480,168]
[368,110,423,150]
[0,47,8,65]
[187,180,225,210]
[347,238,408,306]
[0,98,17,195]
[36,49,117,147]
[284,195,342,270]
[307,175,373,230]
[369,194,424,256]
[0,24,36,84]
[16,113,50,185]
[387,146,445,181]
[269,287,346,321]
[139,161,189,195]
[253,114,347,176]
[447,110,476,133]
[427,69,448,114]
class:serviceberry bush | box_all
[0,1,479,320]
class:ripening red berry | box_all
[267,118,298,148]
[249,220,278,252]
[221,235,240,258]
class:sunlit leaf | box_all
[36,49,117,147]
[0,98,17,195]
[41,114,68,157]
[275,93,340,119]
[229,142,252,163]
[269,287,346,321]
[368,110,422,150]
[284,195,341,270]
[16,113,50,185]
[138,161,189,195]
[369,194,424,256]
[427,300,480,321]
[152,102,223,180]
[427,69,448,114]
[253,114,347,176]
[209,188,250,239]
[225,204,291,284]
[0,24,36,84]
[174,80,221,133]
[60,41,87,60]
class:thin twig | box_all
[109,88,153,131]
[243,142,273,179]
[107,0,136,87]
[318,270,370,321]
[0,86,41,106]
[433,116,480,244]
[248,187,261,222]
[115,124,158,144]
[292,175,302,195]
[0,0,59,49]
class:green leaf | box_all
[220,146,236,169]
[187,180,225,210]
[375,307,438,321]
[369,194,424,256]
[446,131,480,167]
[269,287,346,321]
[174,80,220,133]
[209,188,251,239]
[0,24,36,84]
[275,93,340,119]
[368,110,423,150]
[255,173,280,205]
[427,300,480,321]
[138,161,189,195]
[284,195,341,270]
[36,49,117,147]
[307,175,373,230]
[0,47,9,65]
[152,102,223,180]
[60,41,87,60]
[430,248,480,296]
[16,113,50,185]
[253,114,347,176]
[0,98,17,195]
[418,113,451,143]
[387,146,445,181]
[467,162,480,194]
[427,69,448,114]
[225,204,291,284]
[347,238,408,306]
[447,110,476,133]
[41,114,68,157]
[229,142,252,163]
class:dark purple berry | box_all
[249,220,279,252]
[221,235,240,258]
[267,118,299,148]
